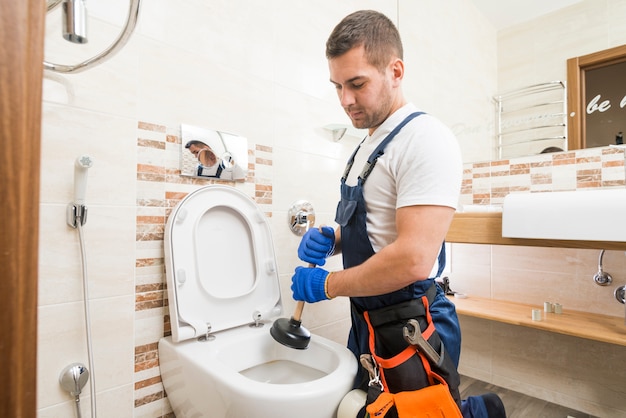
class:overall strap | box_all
[358,111,424,182]
[340,111,425,183]
[340,137,367,182]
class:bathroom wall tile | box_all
[310,317,352,347]
[135,308,167,348]
[135,262,164,280]
[276,272,300,322]
[490,325,576,401]
[551,163,578,191]
[401,0,496,165]
[89,296,135,386]
[271,83,354,156]
[491,245,581,274]
[138,0,277,84]
[134,367,166,413]
[271,1,346,101]
[40,104,137,206]
[136,35,275,144]
[448,265,492,299]
[136,180,167,206]
[450,243,491,268]
[136,241,165,264]
[37,400,83,418]
[498,1,609,90]
[490,248,624,317]
[134,396,173,418]
[38,302,87,409]
[448,243,492,297]
[272,148,344,220]
[470,163,492,204]
[39,384,135,418]
[38,204,135,306]
[93,384,135,418]
[457,316,494,383]
[609,0,626,44]
[497,25,539,91]
[38,204,85,305]
[501,0,626,134]
[82,0,128,25]
[82,206,136,295]
[37,295,133,409]
[304,295,352,331]
[489,323,626,418]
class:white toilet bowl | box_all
[158,185,357,418]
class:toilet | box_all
[158,185,357,418]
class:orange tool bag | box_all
[361,295,462,418]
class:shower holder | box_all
[59,363,89,396]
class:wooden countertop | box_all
[446,212,626,250]
[449,295,626,346]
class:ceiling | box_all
[470,0,583,30]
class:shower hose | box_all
[77,221,97,418]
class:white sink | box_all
[502,188,626,241]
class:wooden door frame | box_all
[567,44,626,150]
[0,2,45,417]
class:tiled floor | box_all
[459,375,596,418]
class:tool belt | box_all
[356,286,462,417]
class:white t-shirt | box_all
[344,103,462,262]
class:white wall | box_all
[38,0,496,416]
[498,0,626,91]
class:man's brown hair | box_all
[326,10,403,72]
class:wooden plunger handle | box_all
[293,301,305,322]
[292,261,316,322]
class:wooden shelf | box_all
[446,212,626,250]
[449,295,626,346]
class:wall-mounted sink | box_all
[502,188,626,242]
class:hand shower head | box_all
[74,155,93,205]
[62,0,88,44]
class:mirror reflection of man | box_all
[185,140,224,178]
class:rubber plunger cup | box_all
[270,300,311,349]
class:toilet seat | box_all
[164,185,282,342]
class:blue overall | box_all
[335,112,490,417]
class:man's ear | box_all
[389,58,404,86]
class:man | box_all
[185,140,224,178]
[291,10,505,418]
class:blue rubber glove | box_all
[297,226,335,266]
[291,266,330,303]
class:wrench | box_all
[402,319,443,367]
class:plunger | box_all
[270,263,314,349]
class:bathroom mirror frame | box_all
[567,44,626,150]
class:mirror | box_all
[567,44,626,150]
[180,124,248,181]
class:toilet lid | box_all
[164,185,282,342]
